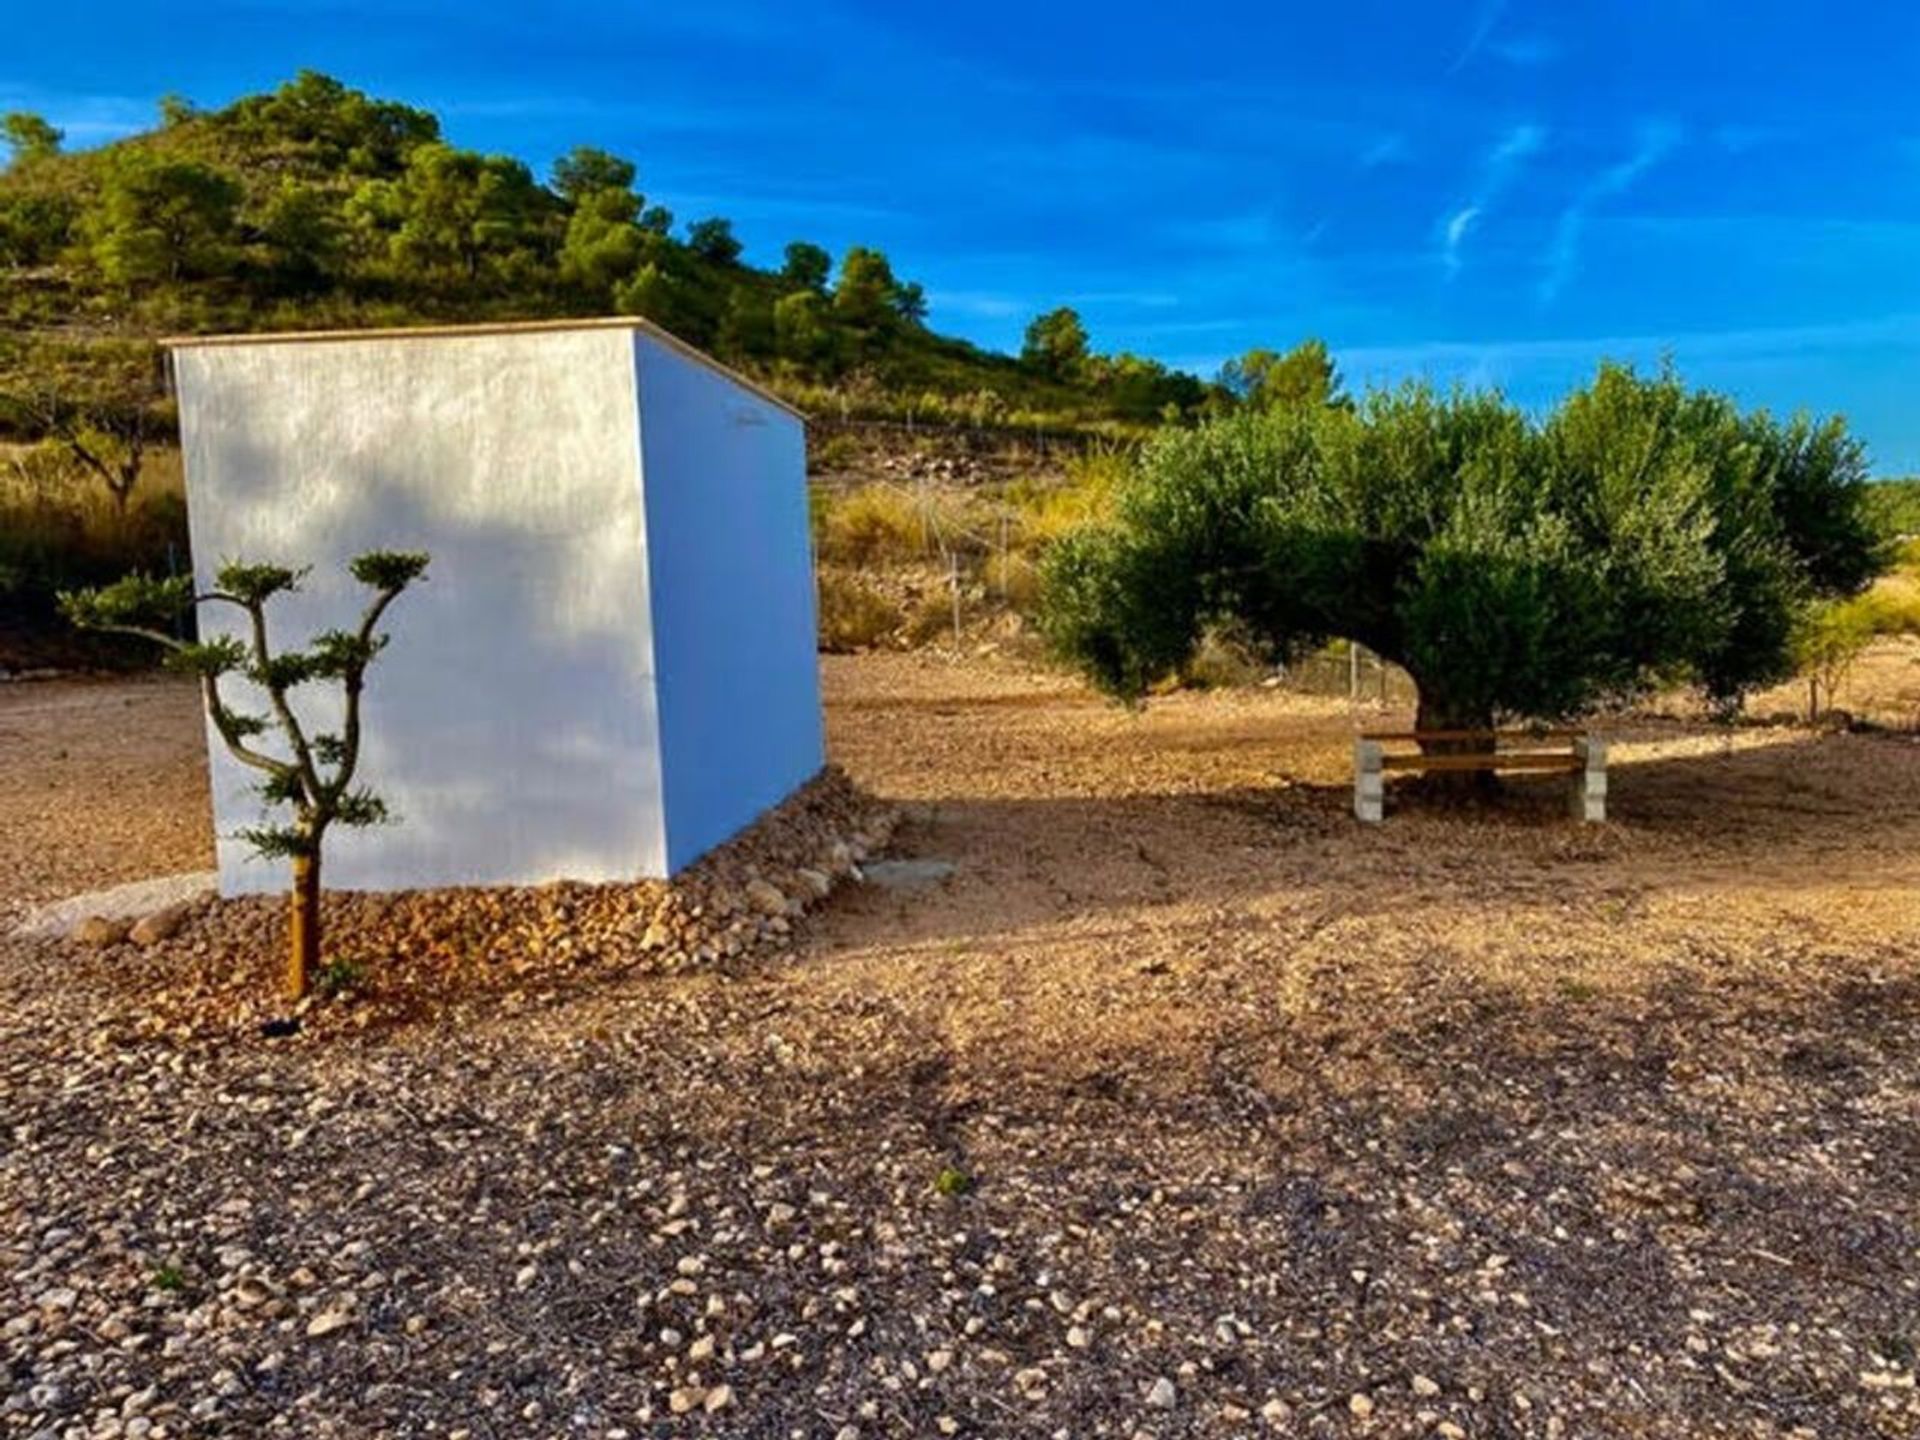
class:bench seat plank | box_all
[1379,752,1583,773]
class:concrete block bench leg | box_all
[1354,739,1385,823]
[1571,737,1607,822]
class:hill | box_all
[0,72,1214,438]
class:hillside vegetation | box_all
[0,73,1214,435]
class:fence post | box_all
[1353,738,1385,823]
[1570,736,1607,823]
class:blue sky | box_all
[9,1,1920,469]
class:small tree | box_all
[60,552,429,1001]
[1040,365,1883,769]
[1022,307,1090,381]
[781,240,832,293]
[685,216,743,265]
[1792,596,1876,721]
[2,112,62,164]
[0,341,168,515]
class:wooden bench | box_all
[1353,728,1606,824]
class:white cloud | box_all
[1361,133,1411,168]
[1448,0,1511,73]
[1440,123,1546,277]
[1491,35,1562,66]
[1539,121,1682,305]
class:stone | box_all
[861,859,955,892]
[668,1387,705,1415]
[703,1385,734,1414]
[1146,1376,1177,1409]
[1349,1392,1375,1418]
[1260,1398,1292,1425]
[72,915,132,946]
[1411,1374,1441,1398]
[745,879,789,916]
[305,1309,353,1339]
[129,903,190,946]
[794,867,833,899]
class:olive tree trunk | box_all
[1412,688,1498,797]
[288,852,320,1001]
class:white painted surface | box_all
[174,327,671,894]
[635,334,824,870]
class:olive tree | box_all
[1040,365,1882,751]
[61,552,429,1000]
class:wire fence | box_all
[1276,645,1419,708]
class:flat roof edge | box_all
[162,315,808,421]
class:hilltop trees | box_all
[686,217,743,265]
[1219,340,1345,411]
[1023,307,1090,380]
[0,70,1213,431]
[61,551,429,1002]
[782,241,832,293]
[85,156,244,285]
[359,144,553,287]
[2,112,62,164]
[1040,365,1883,747]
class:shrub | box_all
[815,569,899,652]
[812,483,927,565]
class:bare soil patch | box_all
[4,655,1919,1438]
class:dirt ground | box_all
[4,655,1920,1438]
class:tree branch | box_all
[331,583,405,798]
[242,596,324,803]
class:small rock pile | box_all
[52,767,895,1043]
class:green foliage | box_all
[316,957,365,996]
[2,113,62,164]
[57,570,191,633]
[933,1166,974,1198]
[781,240,831,293]
[0,69,1374,472]
[253,180,344,289]
[1023,307,1089,380]
[64,548,428,867]
[1040,364,1884,727]
[215,560,303,603]
[685,216,742,265]
[0,188,77,266]
[550,146,636,204]
[717,286,775,359]
[558,185,643,298]
[1862,478,1920,541]
[774,290,834,367]
[150,1265,186,1293]
[363,144,553,287]
[1218,339,1345,411]
[1793,595,1879,714]
[349,549,430,589]
[834,246,902,338]
[85,155,244,285]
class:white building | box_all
[167,318,822,895]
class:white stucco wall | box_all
[634,334,824,871]
[173,327,669,895]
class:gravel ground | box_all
[4,656,1920,1439]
